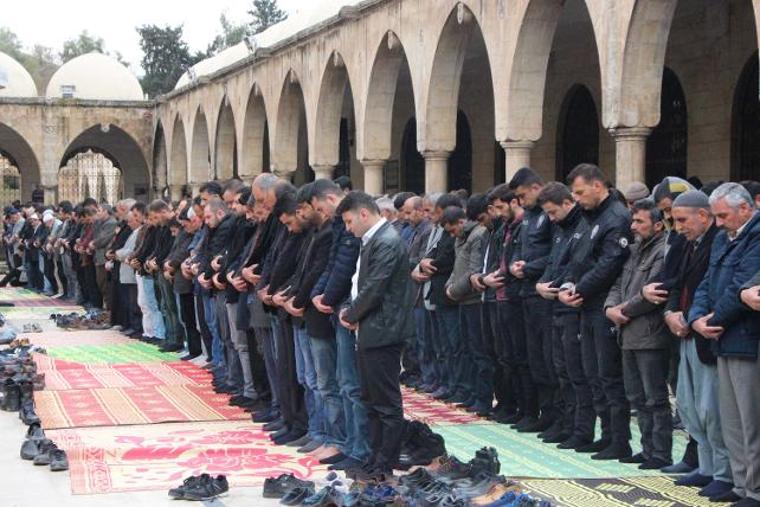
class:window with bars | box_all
[58,150,123,204]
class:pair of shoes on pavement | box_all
[168,473,229,501]
[20,428,68,471]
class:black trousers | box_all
[178,292,202,356]
[357,342,404,470]
[559,313,595,441]
[274,316,307,434]
[83,262,102,308]
[484,301,517,415]
[500,299,537,418]
[581,309,630,446]
[125,284,143,334]
[43,254,57,293]
[523,295,558,420]
[195,294,213,361]
[0,253,22,286]
[110,267,124,326]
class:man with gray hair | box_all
[689,182,760,505]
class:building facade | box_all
[1,0,759,202]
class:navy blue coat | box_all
[688,212,760,359]
[311,215,361,308]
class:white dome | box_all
[46,52,144,101]
[175,0,365,90]
[0,51,38,98]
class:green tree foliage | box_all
[136,24,202,98]
[60,30,105,62]
[206,14,250,56]
[248,0,288,35]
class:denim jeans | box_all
[294,325,327,443]
[336,324,370,460]
[434,306,460,393]
[136,274,166,340]
[202,293,225,370]
[310,334,344,448]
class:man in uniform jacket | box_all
[535,182,593,449]
[509,168,557,433]
[690,183,760,505]
[605,200,671,470]
[559,163,633,461]
[337,191,414,481]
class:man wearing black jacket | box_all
[536,182,593,449]
[642,190,731,493]
[105,199,135,329]
[509,168,556,433]
[415,193,461,402]
[559,164,633,461]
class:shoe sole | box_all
[183,492,228,501]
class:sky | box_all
[3,0,302,75]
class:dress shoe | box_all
[263,419,285,432]
[230,396,256,408]
[557,436,592,450]
[639,458,671,470]
[501,412,523,425]
[286,434,311,448]
[591,443,632,461]
[619,452,647,464]
[298,439,324,453]
[49,449,69,471]
[281,486,315,505]
[730,499,760,507]
[698,480,734,498]
[263,473,315,499]
[254,409,278,424]
[661,460,698,474]
[274,430,307,446]
[319,452,347,465]
[517,417,552,433]
[159,343,183,353]
[538,421,563,440]
[180,353,200,361]
[709,490,742,503]
[328,456,361,471]
[431,387,451,399]
[575,438,611,453]
[270,426,290,440]
[542,431,571,444]
[511,416,538,431]
[674,471,712,487]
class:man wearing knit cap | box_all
[624,182,650,209]
[643,190,732,496]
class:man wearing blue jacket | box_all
[690,182,760,506]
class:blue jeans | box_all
[294,326,326,443]
[336,324,370,460]
[310,334,344,448]
[434,306,460,393]
[136,275,166,340]
[202,293,225,370]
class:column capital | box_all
[499,140,535,151]
[360,159,386,169]
[608,126,652,140]
[422,150,451,161]
[312,164,334,181]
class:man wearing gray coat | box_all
[605,199,672,470]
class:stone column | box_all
[423,151,451,194]
[43,185,57,205]
[609,127,651,191]
[312,165,334,181]
[500,140,534,183]
[362,160,386,195]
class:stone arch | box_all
[215,97,237,180]
[0,122,41,201]
[170,115,188,196]
[241,84,270,178]
[732,51,760,180]
[274,70,311,182]
[556,84,600,181]
[505,0,566,141]
[364,30,417,194]
[314,51,356,176]
[190,108,211,184]
[153,121,168,195]
[423,4,495,191]
[616,0,680,128]
[60,124,150,202]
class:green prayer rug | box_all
[46,343,179,364]
[437,423,687,479]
